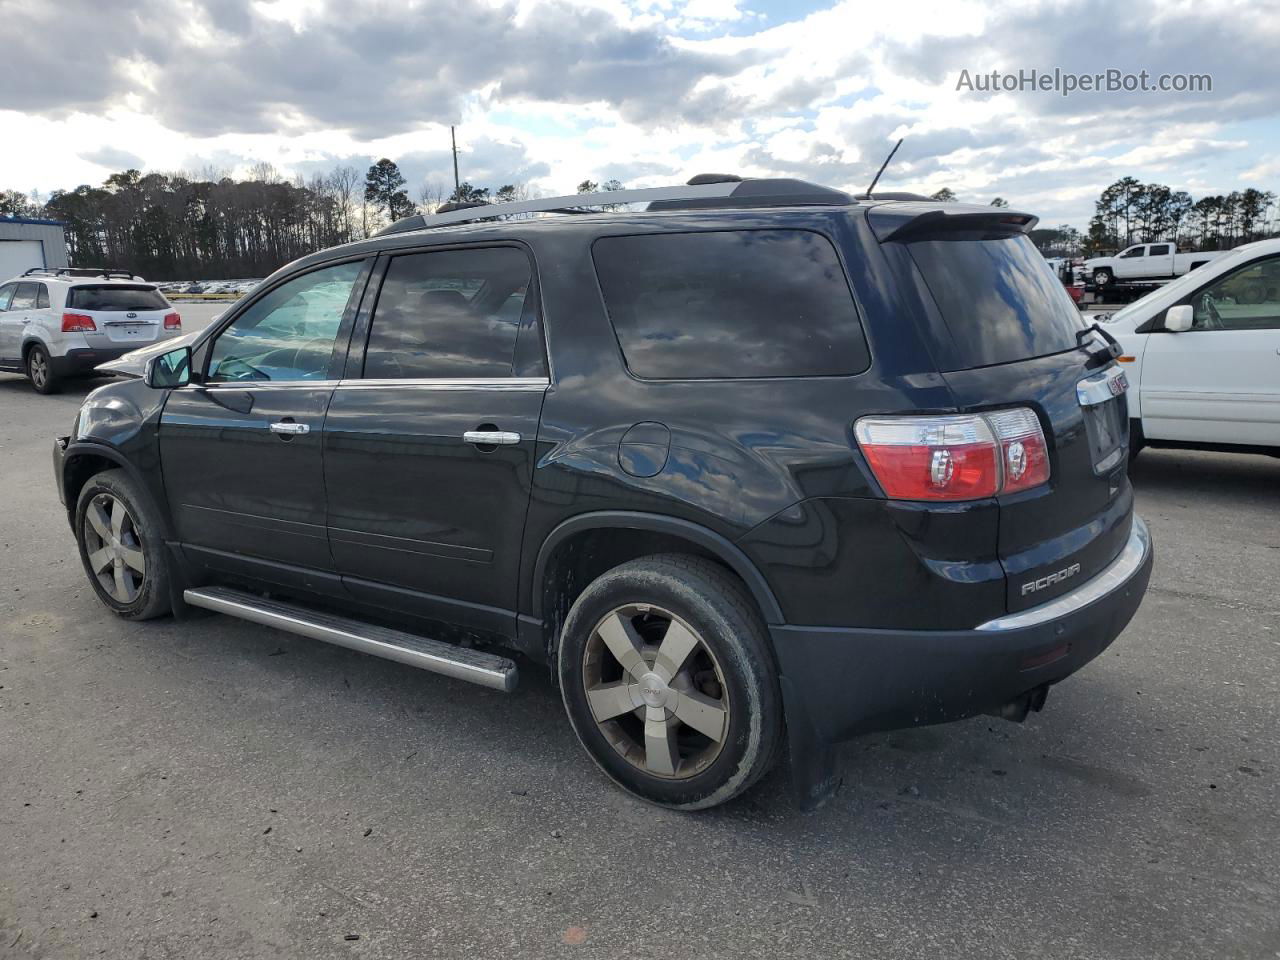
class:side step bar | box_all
[183,586,518,692]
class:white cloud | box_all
[0,0,1277,226]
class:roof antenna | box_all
[865,138,903,198]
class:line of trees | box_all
[0,160,623,280]
[1086,177,1277,255]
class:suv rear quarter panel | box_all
[520,209,995,626]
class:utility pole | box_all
[451,126,460,197]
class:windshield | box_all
[907,232,1087,369]
[1104,248,1246,323]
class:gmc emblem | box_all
[1021,562,1082,596]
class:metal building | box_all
[0,216,70,279]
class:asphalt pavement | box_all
[0,345,1277,959]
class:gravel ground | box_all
[0,359,1277,959]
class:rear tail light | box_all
[855,407,1050,501]
[61,312,96,332]
[163,311,182,330]
[984,407,1050,494]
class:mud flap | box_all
[779,675,841,810]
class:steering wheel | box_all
[212,356,269,382]
[1199,292,1224,330]
[290,338,333,375]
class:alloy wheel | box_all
[28,349,48,390]
[582,603,730,779]
[83,493,146,603]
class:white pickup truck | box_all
[1084,242,1227,290]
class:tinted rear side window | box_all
[68,285,168,311]
[907,233,1086,369]
[363,247,533,379]
[593,230,869,379]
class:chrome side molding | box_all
[183,586,518,692]
[976,515,1151,632]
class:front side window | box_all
[1120,246,1145,259]
[0,284,15,311]
[1189,255,1280,331]
[363,247,533,379]
[593,229,869,379]
[207,260,363,382]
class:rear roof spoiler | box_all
[868,202,1038,242]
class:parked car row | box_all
[154,279,264,296]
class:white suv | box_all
[0,269,182,394]
[1097,238,1280,456]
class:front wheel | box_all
[75,469,172,620]
[27,345,59,394]
[558,555,783,810]
[1093,268,1114,290]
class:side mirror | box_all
[1164,304,1193,333]
[144,345,192,388]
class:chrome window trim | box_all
[335,377,550,390]
[188,380,343,391]
[182,376,551,391]
[975,515,1151,632]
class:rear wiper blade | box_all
[1077,322,1122,368]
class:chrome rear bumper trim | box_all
[976,515,1151,632]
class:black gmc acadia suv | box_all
[53,176,1153,809]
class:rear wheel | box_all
[27,345,59,394]
[558,555,782,809]
[75,469,172,620]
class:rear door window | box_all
[67,285,169,311]
[906,232,1087,369]
[593,229,869,379]
[9,283,38,310]
[362,247,535,379]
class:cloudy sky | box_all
[2,0,1277,228]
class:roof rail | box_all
[21,266,145,281]
[373,177,855,238]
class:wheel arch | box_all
[527,511,785,664]
[61,442,174,540]
[21,336,51,363]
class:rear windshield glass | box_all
[593,229,869,379]
[67,285,168,311]
[908,233,1086,368]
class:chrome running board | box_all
[183,586,518,692]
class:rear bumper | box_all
[51,347,137,376]
[772,515,1153,747]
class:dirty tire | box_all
[558,554,782,810]
[75,469,172,620]
[27,344,60,394]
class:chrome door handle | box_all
[269,421,310,436]
[463,430,521,446]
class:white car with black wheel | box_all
[1096,238,1280,456]
[0,269,182,394]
